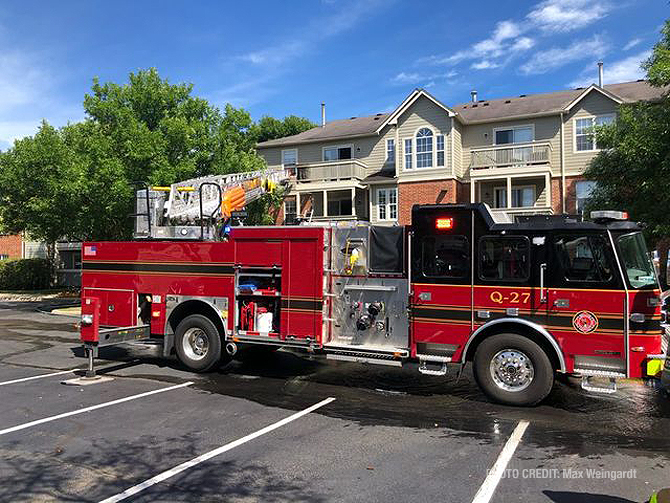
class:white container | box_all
[256,311,273,333]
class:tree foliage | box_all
[252,115,317,143]
[584,20,670,244]
[0,69,313,242]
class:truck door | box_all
[545,232,627,376]
[411,210,474,360]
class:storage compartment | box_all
[82,288,136,327]
[235,268,281,335]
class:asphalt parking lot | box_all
[0,301,668,503]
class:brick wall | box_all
[0,234,22,260]
[550,175,585,214]
[398,179,461,225]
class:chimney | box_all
[321,102,326,127]
[598,61,604,87]
[471,90,478,103]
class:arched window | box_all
[416,128,433,168]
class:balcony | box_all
[470,142,552,171]
[295,160,368,183]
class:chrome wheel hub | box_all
[490,349,534,392]
[183,328,209,361]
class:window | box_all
[377,188,397,221]
[422,235,469,278]
[416,128,433,168]
[323,145,352,161]
[479,236,530,282]
[404,139,412,169]
[0,254,8,261]
[386,139,395,166]
[327,196,352,216]
[284,197,297,223]
[575,181,596,214]
[493,186,536,208]
[494,126,533,145]
[618,232,657,289]
[436,134,445,167]
[575,115,615,152]
[281,149,297,169]
[554,234,614,283]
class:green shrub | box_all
[0,258,52,290]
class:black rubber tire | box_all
[473,333,554,407]
[174,314,228,372]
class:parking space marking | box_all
[0,381,193,437]
[98,396,336,503]
[0,370,76,386]
[471,420,529,503]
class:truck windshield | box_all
[617,232,657,289]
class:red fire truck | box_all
[79,170,666,406]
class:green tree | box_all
[0,69,266,242]
[584,20,670,244]
[0,121,82,259]
[253,115,316,143]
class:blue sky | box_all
[0,0,666,149]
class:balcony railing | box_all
[295,160,368,182]
[471,142,552,170]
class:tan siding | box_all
[564,91,618,175]
[461,116,561,177]
[397,96,453,180]
[452,120,463,177]
[258,146,283,169]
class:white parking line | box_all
[0,361,140,387]
[98,396,336,503]
[0,381,193,437]
[471,420,530,503]
[0,369,76,386]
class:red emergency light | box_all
[435,217,454,230]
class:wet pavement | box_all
[0,301,668,502]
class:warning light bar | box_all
[590,210,628,221]
[436,217,454,230]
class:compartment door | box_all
[82,288,136,327]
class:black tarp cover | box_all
[369,226,404,273]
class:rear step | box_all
[575,368,624,394]
[417,353,451,376]
[580,376,617,394]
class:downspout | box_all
[451,117,455,178]
[560,111,566,214]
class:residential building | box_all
[256,80,665,225]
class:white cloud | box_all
[567,50,651,88]
[390,70,457,85]
[471,60,500,70]
[623,38,642,51]
[520,34,609,75]
[414,0,612,74]
[527,0,612,33]
[421,20,533,68]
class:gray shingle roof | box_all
[453,80,667,123]
[256,113,390,147]
[257,81,668,148]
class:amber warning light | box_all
[436,217,454,230]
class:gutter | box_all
[256,131,381,149]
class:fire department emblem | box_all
[572,310,598,334]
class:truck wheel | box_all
[473,333,554,406]
[174,314,227,372]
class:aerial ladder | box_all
[134,168,291,240]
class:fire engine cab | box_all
[79,169,666,406]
